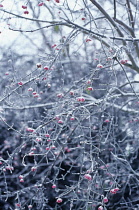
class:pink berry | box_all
[103,197,108,203]
[0,161,2,165]
[24,11,29,14]
[38,2,44,6]
[19,175,24,179]
[70,117,75,121]
[57,93,63,98]
[77,97,85,102]
[55,115,60,120]
[26,127,34,132]
[0,4,3,7]
[52,184,56,188]
[32,91,37,95]
[86,38,91,42]
[58,120,63,124]
[84,173,92,180]
[29,152,34,156]
[45,147,50,151]
[36,138,42,142]
[110,188,119,194]
[114,187,120,192]
[87,87,93,91]
[16,203,21,207]
[31,166,37,172]
[45,133,50,137]
[82,17,85,20]
[107,57,112,60]
[65,148,71,152]
[44,66,49,70]
[5,72,9,75]
[20,178,24,182]
[31,147,37,151]
[28,88,33,91]
[52,44,57,48]
[18,81,23,86]
[55,0,60,3]
[70,91,74,95]
[97,64,103,68]
[34,94,39,98]
[120,60,128,64]
[28,205,33,209]
[22,5,27,9]
[56,198,62,203]
[51,145,56,149]
[87,80,91,84]
[104,119,110,123]
[8,166,14,170]
[98,206,103,210]
[36,63,42,68]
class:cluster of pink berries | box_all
[110,187,120,194]
[19,175,24,182]
[77,97,85,102]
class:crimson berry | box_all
[38,2,44,6]
[18,81,23,86]
[44,66,49,70]
[22,5,27,9]
[24,11,29,14]
[86,38,91,42]
[36,63,42,68]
